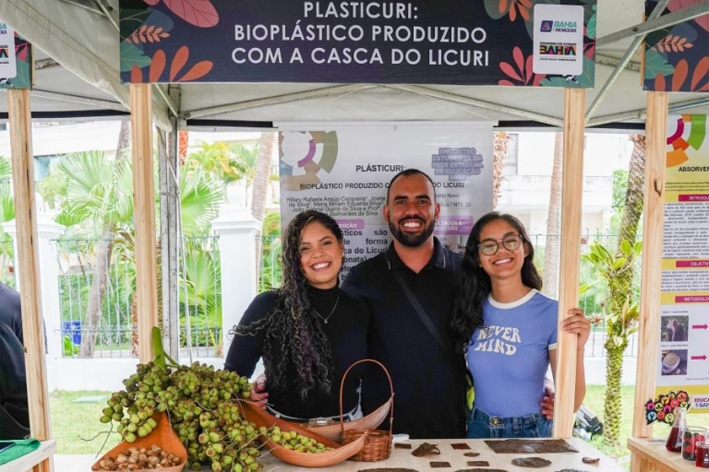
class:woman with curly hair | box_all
[450,212,590,438]
[224,210,369,420]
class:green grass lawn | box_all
[49,385,709,463]
[49,390,120,455]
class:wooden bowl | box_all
[92,412,186,472]
[240,401,366,467]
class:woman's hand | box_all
[539,383,555,420]
[249,373,269,409]
[562,308,591,349]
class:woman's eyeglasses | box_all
[478,234,524,256]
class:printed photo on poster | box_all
[661,315,689,343]
[661,349,687,376]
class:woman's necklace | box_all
[312,296,340,324]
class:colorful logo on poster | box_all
[539,43,577,56]
[280,131,339,191]
[666,115,707,168]
[0,48,8,59]
[538,19,579,33]
[645,390,691,425]
[552,20,578,33]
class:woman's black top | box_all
[224,285,370,419]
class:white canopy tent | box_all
[0,2,707,471]
[1,0,707,128]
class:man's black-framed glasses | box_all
[478,234,524,256]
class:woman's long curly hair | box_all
[232,210,344,399]
[450,212,542,353]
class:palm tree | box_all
[542,132,563,298]
[251,132,277,275]
[47,150,134,357]
[582,134,645,446]
[39,149,224,357]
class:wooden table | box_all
[628,437,699,472]
[0,439,56,472]
[260,437,623,471]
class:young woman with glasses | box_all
[451,211,590,438]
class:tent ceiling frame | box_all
[595,53,641,72]
[588,97,709,127]
[182,83,378,119]
[92,0,118,31]
[597,1,709,47]
[56,0,103,15]
[384,84,564,127]
[155,85,179,118]
[585,0,671,124]
[1,88,128,112]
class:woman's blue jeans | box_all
[467,407,553,438]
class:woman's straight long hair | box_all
[450,212,542,353]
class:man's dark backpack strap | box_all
[391,271,449,353]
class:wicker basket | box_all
[340,359,394,462]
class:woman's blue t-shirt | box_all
[466,289,558,417]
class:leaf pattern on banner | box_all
[121,8,152,40]
[163,0,219,27]
[15,43,29,62]
[132,46,213,82]
[654,57,709,91]
[643,48,675,80]
[150,50,167,82]
[126,24,171,44]
[651,35,693,53]
[496,0,532,21]
[120,41,152,73]
[668,0,709,32]
[498,46,545,86]
[131,65,144,83]
[586,5,597,39]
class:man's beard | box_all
[388,217,436,247]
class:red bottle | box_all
[665,407,687,453]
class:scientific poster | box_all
[278,122,494,277]
[656,114,709,413]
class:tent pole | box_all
[130,84,158,363]
[631,92,667,448]
[7,88,54,472]
[553,87,586,438]
[159,113,181,361]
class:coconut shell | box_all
[92,412,186,472]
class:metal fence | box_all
[53,230,640,359]
[56,235,222,359]
[527,231,641,358]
